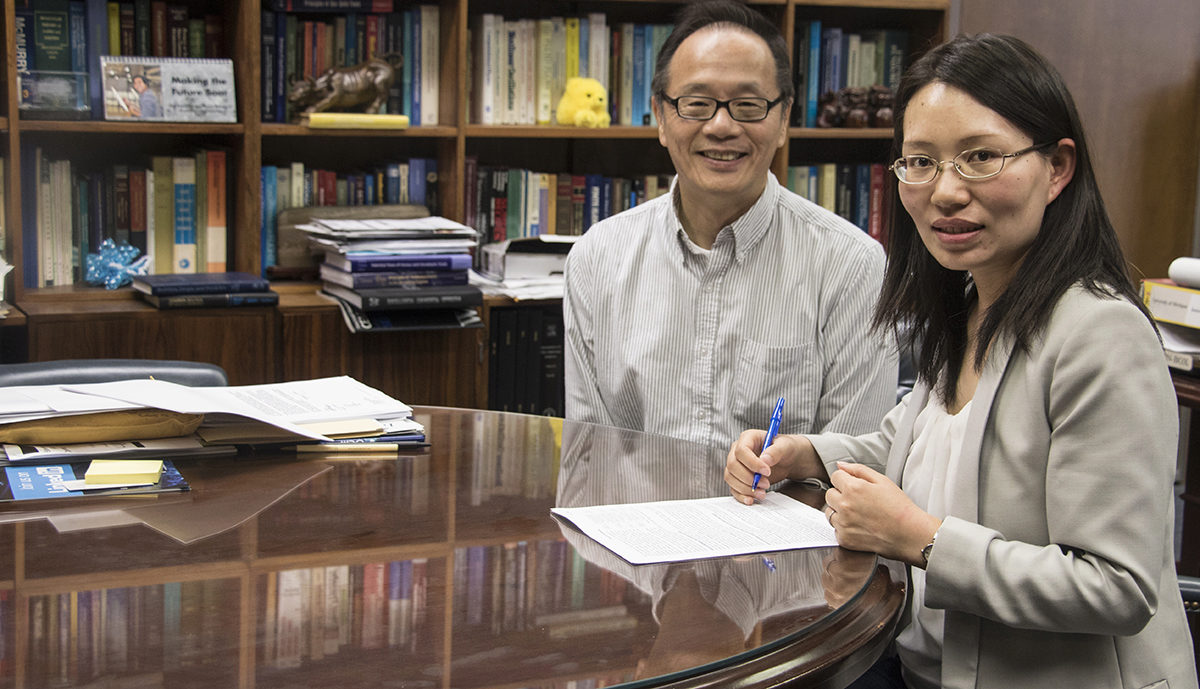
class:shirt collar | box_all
[666,175,778,264]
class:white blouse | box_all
[896,395,973,689]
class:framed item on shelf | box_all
[100,55,236,122]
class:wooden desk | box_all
[0,407,902,689]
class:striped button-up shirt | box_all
[563,174,896,451]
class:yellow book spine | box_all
[565,18,580,80]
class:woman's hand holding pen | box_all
[724,431,823,505]
[825,461,941,567]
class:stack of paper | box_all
[0,376,421,461]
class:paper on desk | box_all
[3,436,236,462]
[1160,322,1200,354]
[61,376,412,441]
[550,492,838,565]
[0,386,141,422]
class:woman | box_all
[725,34,1196,689]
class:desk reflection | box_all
[0,407,899,689]
[555,420,885,683]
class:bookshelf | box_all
[0,0,947,409]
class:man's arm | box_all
[562,245,616,427]
[812,244,897,435]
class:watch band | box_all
[920,530,938,567]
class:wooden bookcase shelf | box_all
[0,0,946,406]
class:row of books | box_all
[261,4,439,124]
[260,158,440,275]
[470,13,671,128]
[465,162,672,244]
[25,581,237,688]
[787,162,890,242]
[261,559,434,669]
[21,145,229,288]
[263,158,438,212]
[467,413,558,507]
[16,0,225,119]
[793,23,909,127]
[450,539,634,637]
[278,452,431,516]
[488,305,564,418]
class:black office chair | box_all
[0,359,228,387]
[1182,575,1200,668]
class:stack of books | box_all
[300,216,485,333]
[132,272,278,309]
[1141,278,1200,374]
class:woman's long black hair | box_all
[873,33,1150,403]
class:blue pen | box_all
[753,397,785,492]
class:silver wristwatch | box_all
[920,530,938,567]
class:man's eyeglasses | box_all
[889,143,1054,185]
[658,93,785,122]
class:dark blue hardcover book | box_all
[324,251,471,272]
[20,142,38,288]
[274,11,287,122]
[0,460,189,502]
[84,0,106,118]
[322,267,468,290]
[131,271,271,295]
[854,163,871,232]
[261,11,276,122]
[142,290,280,308]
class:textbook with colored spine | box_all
[323,251,472,273]
[132,271,270,296]
[142,291,280,309]
[322,283,482,312]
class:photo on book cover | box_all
[0,460,190,503]
[100,56,236,123]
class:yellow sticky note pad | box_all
[85,459,164,485]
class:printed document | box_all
[551,492,838,565]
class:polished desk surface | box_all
[0,407,903,689]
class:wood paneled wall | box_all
[956,0,1200,279]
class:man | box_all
[563,0,896,450]
[132,74,161,118]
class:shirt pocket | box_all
[733,339,820,434]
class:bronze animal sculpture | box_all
[288,53,402,116]
[816,85,895,128]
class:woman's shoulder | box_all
[1044,282,1160,351]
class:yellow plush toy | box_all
[555,77,611,128]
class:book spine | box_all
[35,1,73,71]
[171,157,196,273]
[150,0,166,56]
[192,150,207,274]
[148,292,279,308]
[205,149,227,272]
[261,11,276,122]
[334,271,468,289]
[332,254,471,272]
[128,167,147,254]
[360,290,480,311]
[261,165,278,273]
[564,17,579,80]
[1143,280,1200,329]
[535,18,553,125]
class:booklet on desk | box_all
[0,460,189,503]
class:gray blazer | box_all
[810,285,1197,689]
